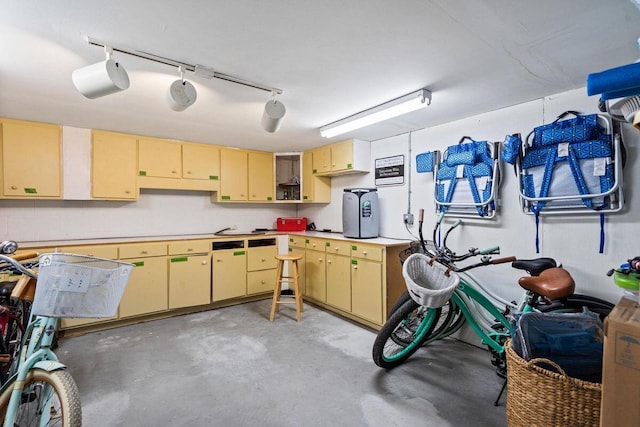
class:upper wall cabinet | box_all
[248,151,274,202]
[92,130,138,200]
[275,153,301,202]
[138,138,220,192]
[302,150,331,203]
[1,118,61,198]
[312,139,370,176]
[218,148,248,201]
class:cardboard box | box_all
[600,296,640,427]
[276,217,307,232]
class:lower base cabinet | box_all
[169,254,211,309]
[351,258,383,324]
[212,248,247,301]
[326,253,351,312]
[119,256,169,318]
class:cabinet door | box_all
[2,120,61,197]
[311,146,331,174]
[169,254,211,309]
[212,249,247,300]
[92,131,138,200]
[289,247,306,294]
[330,140,354,172]
[138,138,182,178]
[248,151,274,201]
[219,149,248,201]
[183,143,219,181]
[305,249,326,302]
[302,151,330,203]
[351,258,383,324]
[326,253,351,312]
[247,269,276,295]
[119,256,169,318]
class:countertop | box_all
[18,231,411,249]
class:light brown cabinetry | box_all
[326,240,352,312]
[304,237,328,302]
[302,151,330,203]
[246,238,278,295]
[350,243,384,324]
[311,139,370,176]
[211,240,247,300]
[218,148,248,201]
[288,236,306,294]
[168,240,211,309]
[1,118,61,198]
[138,137,182,179]
[182,143,220,182]
[248,151,274,201]
[118,242,168,318]
[92,130,138,200]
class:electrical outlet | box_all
[403,213,414,225]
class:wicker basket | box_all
[505,338,601,427]
[402,253,459,308]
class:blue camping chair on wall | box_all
[416,137,501,219]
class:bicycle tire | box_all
[372,298,440,368]
[0,368,81,427]
[541,293,614,321]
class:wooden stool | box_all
[269,254,303,322]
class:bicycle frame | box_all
[2,314,63,426]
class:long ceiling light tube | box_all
[319,88,432,138]
[86,36,283,95]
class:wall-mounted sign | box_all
[375,155,404,186]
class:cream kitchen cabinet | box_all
[248,151,274,201]
[182,143,220,183]
[312,139,370,176]
[325,240,352,312]
[302,150,330,203]
[288,236,306,294]
[118,242,169,318]
[304,237,328,302]
[92,130,138,200]
[246,238,278,295]
[1,118,61,198]
[168,240,211,309]
[211,240,247,301]
[218,148,248,201]
[138,137,182,179]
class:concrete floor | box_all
[58,300,507,427]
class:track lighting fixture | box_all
[319,88,432,138]
[72,46,130,99]
[262,93,286,133]
[167,67,197,111]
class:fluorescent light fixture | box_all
[320,88,431,138]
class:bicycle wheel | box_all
[0,369,81,426]
[541,293,614,321]
[387,290,462,345]
[372,298,440,368]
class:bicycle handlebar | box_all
[491,256,517,265]
[480,246,500,255]
[0,253,38,278]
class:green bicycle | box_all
[372,210,614,381]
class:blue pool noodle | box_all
[587,62,640,96]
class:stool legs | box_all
[269,258,303,322]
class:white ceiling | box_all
[1,1,640,152]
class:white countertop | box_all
[19,231,411,249]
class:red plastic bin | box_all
[276,217,307,232]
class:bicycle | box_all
[0,245,134,426]
[372,210,614,388]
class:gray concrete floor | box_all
[58,300,507,426]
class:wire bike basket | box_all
[402,253,460,308]
[32,253,134,318]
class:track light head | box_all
[262,99,286,133]
[167,79,197,111]
[72,58,130,99]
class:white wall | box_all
[0,189,297,243]
[299,88,638,315]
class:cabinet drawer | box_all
[350,243,383,262]
[247,246,278,271]
[305,237,328,251]
[63,245,118,260]
[119,242,167,259]
[247,269,276,294]
[168,240,209,255]
[326,240,351,256]
[288,235,306,249]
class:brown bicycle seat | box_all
[518,267,575,300]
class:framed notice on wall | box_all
[375,155,404,186]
